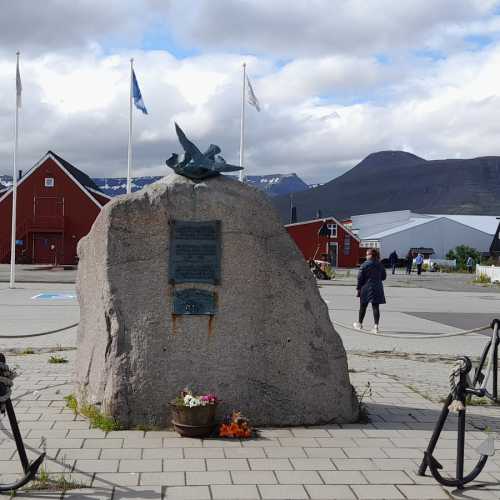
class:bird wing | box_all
[175,122,204,161]
[203,144,221,160]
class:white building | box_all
[351,210,498,259]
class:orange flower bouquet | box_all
[219,411,252,438]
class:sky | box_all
[2,0,500,184]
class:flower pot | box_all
[171,403,217,438]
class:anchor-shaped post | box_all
[0,353,45,492]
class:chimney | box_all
[290,206,297,224]
[18,170,22,180]
[316,209,322,219]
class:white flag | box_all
[246,75,260,112]
[16,57,22,109]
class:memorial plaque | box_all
[169,220,221,284]
[172,289,217,315]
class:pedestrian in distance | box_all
[405,250,413,275]
[389,250,398,275]
[415,252,424,276]
[466,255,475,273]
[353,248,386,334]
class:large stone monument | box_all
[75,125,358,427]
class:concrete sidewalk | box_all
[1,352,499,499]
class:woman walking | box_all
[353,248,386,333]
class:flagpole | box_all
[239,62,246,182]
[127,58,133,194]
[9,51,20,289]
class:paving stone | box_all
[164,486,211,499]
[202,439,242,448]
[224,447,266,458]
[249,459,292,470]
[305,484,356,499]
[123,439,163,449]
[275,470,322,484]
[290,458,335,470]
[333,459,378,470]
[210,484,260,499]
[231,470,277,484]
[75,459,119,473]
[83,438,123,449]
[290,428,331,438]
[206,458,250,470]
[41,438,84,449]
[316,438,357,447]
[164,459,206,471]
[108,431,145,439]
[319,470,367,484]
[304,447,347,458]
[164,438,203,448]
[93,472,140,486]
[119,459,162,472]
[112,486,162,499]
[57,448,100,460]
[264,447,307,458]
[278,438,319,447]
[363,470,414,484]
[258,484,308,499]
[351,484,405,499]
[343,447,388,458]
[142,448,183,459]
[183,448,225,458]
[186,471,231,485]
[62,487,112,499]
[67,430,107,439]
[100,449,142,459]
[140,471,185,486]
[397,484,450,499]
[258,429,294,438]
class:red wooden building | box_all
[0,151,110,265]
[285,217,361,268]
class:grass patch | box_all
[473,273,492,285]
[20,348,34,355]
[354,382,372,423]
[48,355,68,364]
[64,394,122,432]
[24,464,89,492]
[467,396,494,406]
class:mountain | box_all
[272,151,500,222]
[93,173,308,197]
[0,172,309,198]
[92,176,163,196]
[242,173,309,196]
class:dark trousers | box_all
[359,303,380,325]
[391,263,396,275]
[417,264,422,275]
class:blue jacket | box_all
[357,259,386,305]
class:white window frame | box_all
[327,223,337,238]
[44,177,55,188]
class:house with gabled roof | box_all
[0,151,111,265]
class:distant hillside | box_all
[1,173,309,198]
[272,151,500,222]
[93,176,163,196]
[242,173,308,196]
[94,173,308,197]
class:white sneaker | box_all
[352,322,363,330]
[372,325,380,334]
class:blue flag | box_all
[132,69,148,115]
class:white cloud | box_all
[2,1,500,186]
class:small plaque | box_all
[172,289,217,315]
[169,220,221,284]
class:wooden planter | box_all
[171,403,217,438]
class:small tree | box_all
[446,245,481,270]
